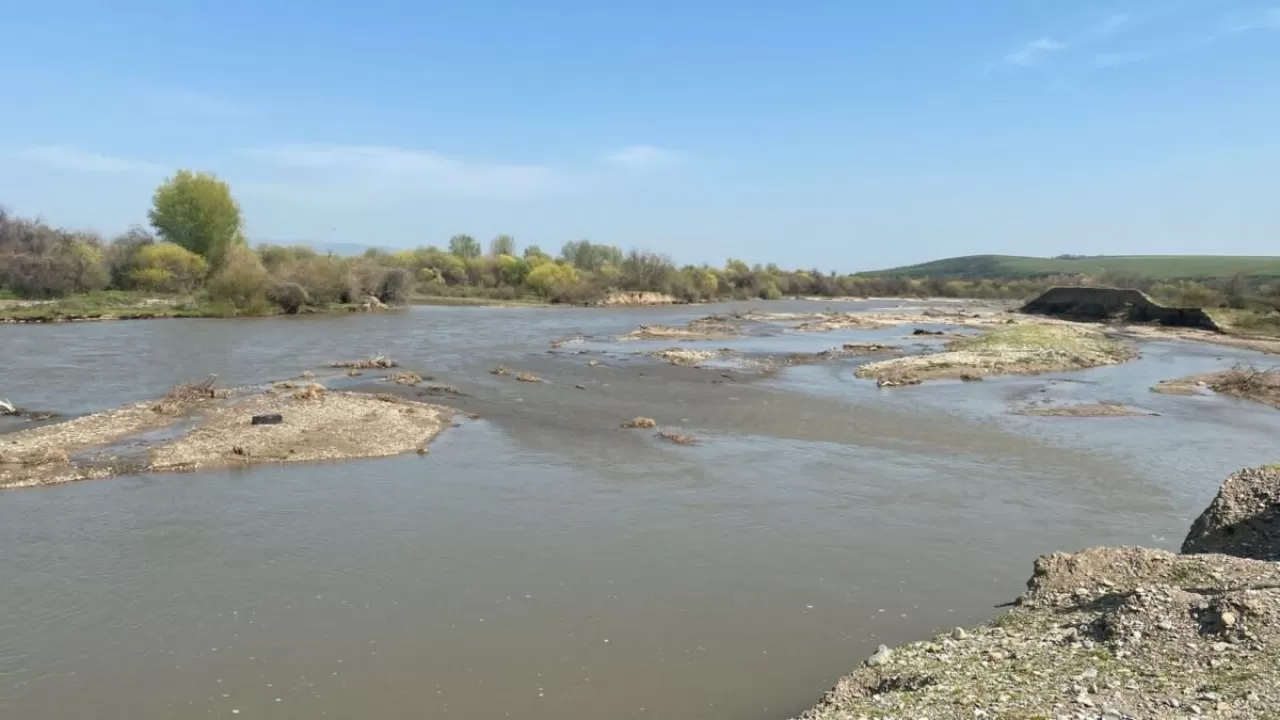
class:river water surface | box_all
[2,301,1278,719]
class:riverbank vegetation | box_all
[6,172,1280,321]
[1154,365,1280,409]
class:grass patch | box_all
[948,323,1125,358]
[409,293,546,307]
[0,290,401,322]
[1206,308,1280,336]
[859,322,1133,383]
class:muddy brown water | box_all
[3,300,1280,719]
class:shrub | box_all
[128,242,208,293]
[282,255,357,305]
[526,262,580,297]
[497,254,530,286]
[760,282,783,300]
[105,227,155,287]
[376,267,413,304]
[65,238,109,293]
[206,246,269,309]
[0,213,109,297]
[267,281,310,314]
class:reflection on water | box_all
[2,301,1278,719]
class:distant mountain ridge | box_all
[252,240,386,256]
[864,254,1280,280]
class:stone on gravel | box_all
[865,644,892,667]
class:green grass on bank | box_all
[408,293,548,307]
[865,254,1280,280]
[0,291,223,321]
[949,323,1130,362]
[0,291,387,321]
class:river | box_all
[2,300,1277,719]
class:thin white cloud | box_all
[1092,13,1131,36]
[243,144,560,199]
[1002,37,1068,67]
[601,145,686,170]
[14,146,164,174]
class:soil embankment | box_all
[796,466,1280,719]
[597,291,683,306]
[0,381,451,489]
[1021,286,1223,332]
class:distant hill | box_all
[252,240,386,257]
[863,255,1280,280]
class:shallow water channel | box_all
[2,300,1278,719]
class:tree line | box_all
[3,169,1276,314]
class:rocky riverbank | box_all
[795,466,1280,720]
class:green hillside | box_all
[865,254,1280,280]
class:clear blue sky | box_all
[1,0,1277,270]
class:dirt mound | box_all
[597,291,682,306]
[1022,286,1222,332]
[1182,466,1280,561]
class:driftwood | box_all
[0,398,16,415]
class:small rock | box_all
[1220,611,1237,628]
[866,644,893,667]
[1075,692,1094,708]
[251,413,284,425]
[1157,620,1174,631]
[952,627,969,640]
